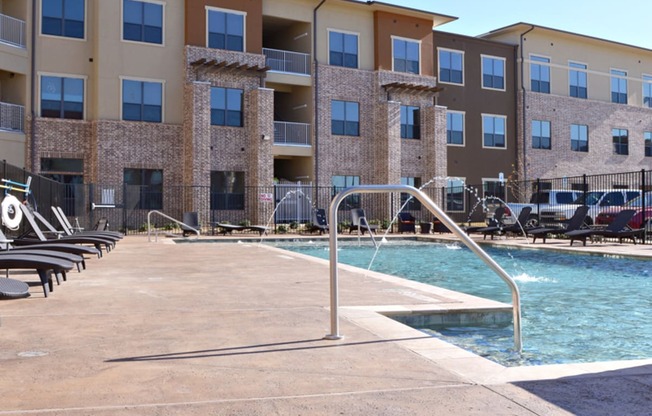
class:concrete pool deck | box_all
[1,234,652,415]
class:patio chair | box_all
[465,207,506,235]
[566,209,642,246]
[348,208,378,235]
[181,212,200,237]
[52,206,123,240]
[0,254,74,297]
[308,208,329,235]
[397,212,416,234]
[527,205,590,244]
[477,207,533,240]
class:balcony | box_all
[0,13,26,48]
[274,121,311,146]
[263,48,310,75]
[0,101,24,131]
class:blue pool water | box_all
[274,239,652,366]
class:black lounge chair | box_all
[30,208,116,251]
[349,208,378,235]
[478,207,533,240]
[0,227,100,260]
[397,212,416,234]
[213,222,269,236]
[527,205,590,243]
[308,208,329,235]
[465,207,506,235]
[181,212,201,237]
[566,209,642,246]
[52,206,123,240]
[0,254,74,297]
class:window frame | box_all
[210,170,245,210]
[610,68,628,104]
[205,6,246,52]
[123,168,163,210]
[568,61,588,99]
[400,105,420,140]
[481,114,507,150]
[530,54,551,93]
[120,76,164,123]
[438,47,464,86]
[481,54,505,91]
[446,110,465,147]
[40,0,86,40]
[327,29,359,69]
[612,128,629,155]
[121,0,165,46]
[39,72,86,120]
[645,131,652,157]
[331,175,360,210]
[570,123,589,152]
[392,36,421,75]
[446,177,466,213]
[331,100,360,137]
[210,86,244,127]
[642,74,652,108]
[531,119,551,150]
[400,177,421,210]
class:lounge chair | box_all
[477,207,533,240]
[14,204,113,255]
[30,208,116,250]
[0,254,74,297]
[465,207,506,235]
[0,227,100,260]
[52,206,123,240]
[527,205,590,243]
[213,222,269,236]
[308,208,329,235]
[566,209,642,246]
[348,208,378,235]
[397,212,416,234]
[180,212,201,237]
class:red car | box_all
[595,192,652,229]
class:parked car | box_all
[539,189,641,226]
[595,191,652,229]
[485,189,580,227]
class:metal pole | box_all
[326,185,522,352]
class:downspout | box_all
[519,25,535,184]
[30,0,37,171]
[313,0,326,207]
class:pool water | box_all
[275,239,652,366]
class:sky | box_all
[382,0,652,50]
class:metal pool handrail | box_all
[147,210,200,242]
[326,184,522,353]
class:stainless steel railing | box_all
[147,210,199,242]
[325,184,522,352]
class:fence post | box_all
[536,178,541,224]
[642,169,647,244]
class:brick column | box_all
[423,105,448,207]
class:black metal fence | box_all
[2,159,652,241]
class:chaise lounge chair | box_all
[565,209,642,246]
[349,208,378,235]
[527,205,590,244]
[397,212,416,234]
[308,208,329,235]
[180,212,201,237]
[0,254,74,297]
[477,207,533,240]
[465,207,506,236]
[52,206,123,240]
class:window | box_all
[210,87,243,127]
[532,120,551,150]
[207,8,244,51]
[122,79,162,122]
[569,62,587,99]
[332,175,360,210]
[612,128,628,155]
[331,100,359,136]
[446,111,464,145]
[400,177,421,210]
[446,178,465,212]
[483,179,505,201]
[611,69,627,104]
[645,132,652,157]
[40,158,84,216]
[482,55,505,90]
[570,124,588,152]
[40,75,84,119]
[211,171,244,210]
[482,115,506,148]
[42,0,84,39]
[530,55,550,93]
[123,0,163,44]
[124,168,163,210]
[400,105,420,139]
[329,31,358,68]
[393,37,419,74]
[643,75,652,108]
[439,49,463,84]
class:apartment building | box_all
[434,31,517,215]
[481,23,652,182]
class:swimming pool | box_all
[274,239,652,366]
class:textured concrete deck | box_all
[1,234,652,415]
